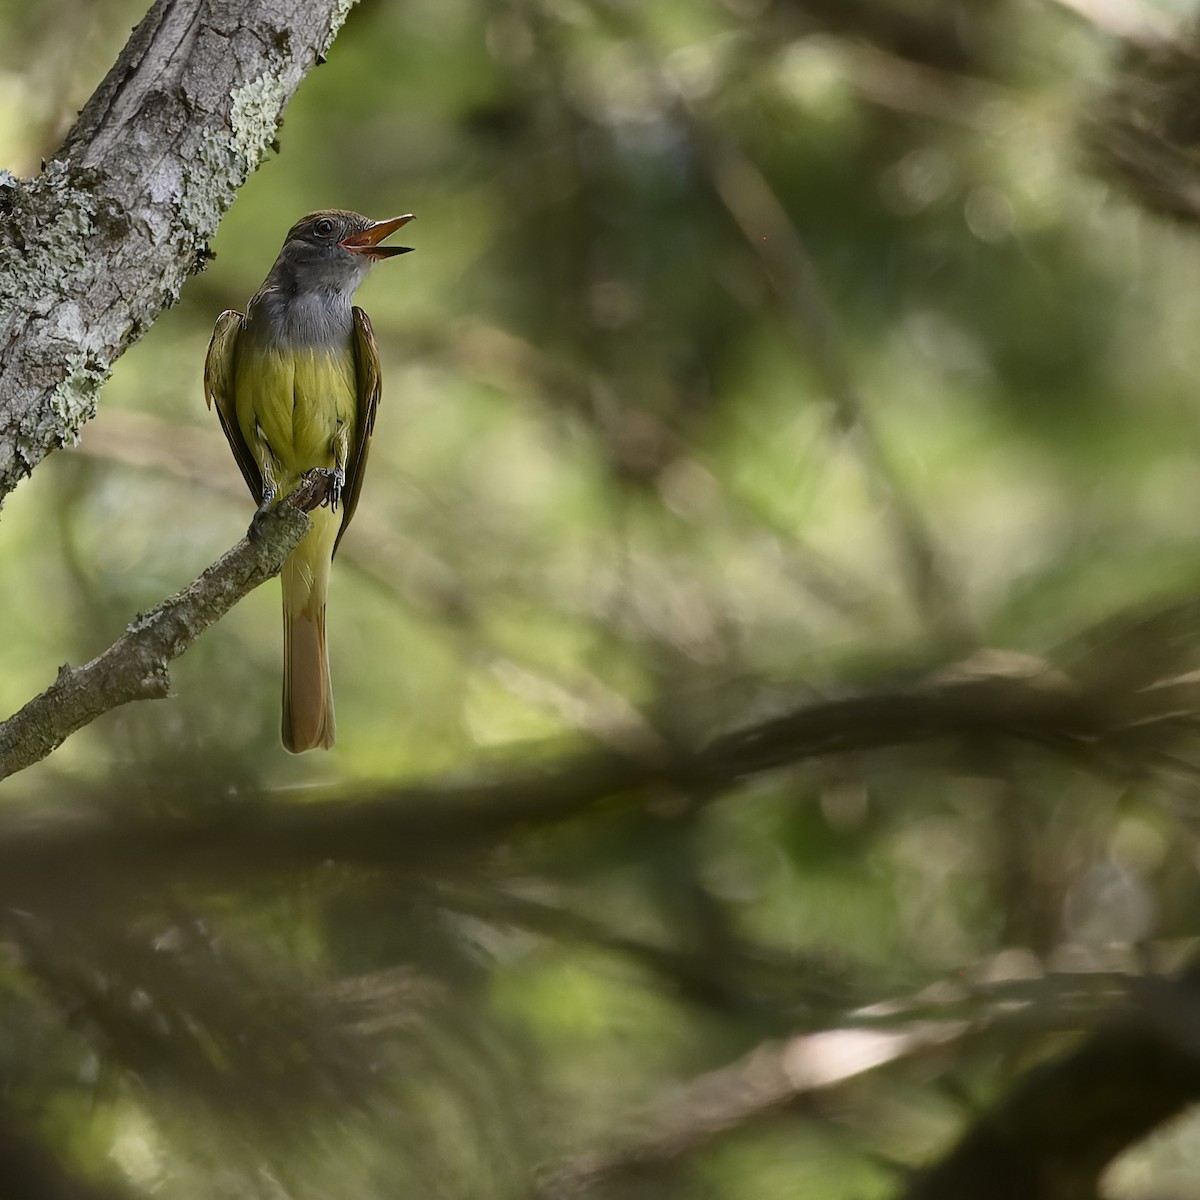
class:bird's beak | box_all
[339,214,415,259]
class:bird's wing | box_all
[203,309,262,503]
[334,306,383,557]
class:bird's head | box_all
[276,209,415,294]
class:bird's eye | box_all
[314,218,336,238]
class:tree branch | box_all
[0,483,327,781]
[0,0,362,505]
[535,961,1170,1198]
[0,651,1176,904]
[534,1021,961,1198]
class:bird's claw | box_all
[248,510,268,541]
[324,467,345,512]
[287,468,344,514]
[247,491,276,541]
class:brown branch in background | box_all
[0,650,1177,908]
[538,983,1057,1197]
[532,1033,879,1198]
[433,881,855,1018]
[0,480,329,782]
[0,0,361,504]
[536,957,1174,1198]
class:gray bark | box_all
[0,0,360,504]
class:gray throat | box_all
[245,270,359,351]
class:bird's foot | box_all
[247,489,277,541]
[305,466,345,511]
[328,467,345,512]
[287,469,341,514]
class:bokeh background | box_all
[5,0,1200,1196]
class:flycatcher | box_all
[204,209,414,752]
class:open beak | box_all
[339,213,415,259]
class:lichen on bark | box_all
[0,0,364,507]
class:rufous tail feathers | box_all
[281,548,335,753]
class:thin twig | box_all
[0,485,326,781]
[534,1020,962,1197]
[534,961,1149,1197]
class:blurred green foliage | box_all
[4,0,1200,1197]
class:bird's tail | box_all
[281,516,337,753]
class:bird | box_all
[204,209,414,752]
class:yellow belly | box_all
[235,344,358,490]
